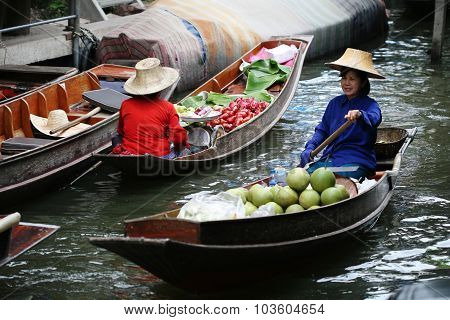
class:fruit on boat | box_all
[266,202,284,214]
[310,167,336,193]
[226,188,247,203]
[244,202,258,216]
[320,187,343,206]
[335,184,350,200]
[286,167,310,192]
[270,185,282,197]
[250,184,273,207]
[285,204,305,214]
[299,189,321,209]
[273,186,298,208]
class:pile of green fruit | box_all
[226,167,350,216]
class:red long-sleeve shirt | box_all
[116,97,189,156]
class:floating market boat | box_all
[0,64,135,208]
[0,212,59,267]
[0,64,78,104]
[93,37,313,176]
[90,127,417,290]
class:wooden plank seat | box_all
[1,137,54,155]
[0,72,102,148]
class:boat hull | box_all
[90,128,416,290]
[91,188,389,290]
[0,116,117,207]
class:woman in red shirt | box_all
[112,58,189,158]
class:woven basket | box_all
[374,128,408,160]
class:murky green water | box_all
[1,4,449,299]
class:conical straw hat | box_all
[326,48,385,79]
[124,58,179,95]
[30,109,91,138]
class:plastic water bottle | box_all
[268,169,277,186]
[274,166,287,186]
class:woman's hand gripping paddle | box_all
[302,119,353,170]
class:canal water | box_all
[1,3,449,299]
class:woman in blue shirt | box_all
[300,48,385,180]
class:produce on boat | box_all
[178,167,356,221]
[93,38,314,176]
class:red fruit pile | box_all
[208,97,269,132]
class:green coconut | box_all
[266,202,284,214]
[320,187,343,206]
[226,188,247,203]
[244,202,258,216]
[335,184,350,200]
[248,184,264,203]
[310,167,336,193]
[270,185,282,197]
[250,185,273,207]
[274,186,298,208]
[286,168,310,192]
[299,189,321,209]
[285,204,305,214]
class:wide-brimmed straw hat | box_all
[326,48,385,79]
[124,58,179,95]
[30,109,91,137]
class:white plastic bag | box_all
[266,44,297,63]
[356,178,377,194]
[178,192,245,222]
[249,203,276,218]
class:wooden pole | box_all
[71,0,80,69]
[431,0,447,62]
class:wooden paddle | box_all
[49,107,101,134]
[310,119,352,158]
[301,119,352,169]
[49,88,131,135]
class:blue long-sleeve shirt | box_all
[304,95,382,172]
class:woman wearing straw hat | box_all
[112,58,189,158]
[299,48,385,180]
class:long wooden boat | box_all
[0,64,135,208]
[0,212,59,267]
[90,127,417,290]
[93,36,313,176]
[0,65,78,104]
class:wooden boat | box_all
[0,212,59,267]
[93,36,313,176]
[90,127,417,290]
[0,64,78,104]
[0,64,135,208]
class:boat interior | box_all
[122,138,402,244]
[188,40,303,100]
[0,65,133,159]
[175,40,304,154]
